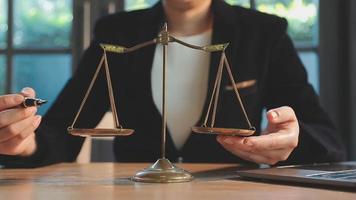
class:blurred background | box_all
[0,0,355,161]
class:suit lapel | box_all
[128,2,163,113]
[197,0,240,127]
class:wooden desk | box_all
[0,163,355,200]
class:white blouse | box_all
[151,29,212,149]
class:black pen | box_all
[22,97,48,108]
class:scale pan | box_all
[192,126,255,137]
[68,127,134,137]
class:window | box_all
[13,54,71,113]
[226,0,251,8]
[0,0,7,94]
[0,0,7,48]
[1,0,73,114]
[253,0,319,91]
[125,0,158,11]
[0,56,5,94]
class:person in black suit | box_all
[0,0,346,167]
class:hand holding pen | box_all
[0,87,46,157]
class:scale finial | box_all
[163,22,168,31]
[158,22,170,45]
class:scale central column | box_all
[132,23,193,183]
[161,27,167,159]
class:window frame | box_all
[250,0,320,91]
[2,0,73,94]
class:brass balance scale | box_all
[67,24,256,183]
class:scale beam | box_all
[68,23,255,183]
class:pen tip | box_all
[37,99,48,105]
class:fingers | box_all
[217,136,294,165]
[0,94,24,111]
[20,116,42,136]
[267,106,297,124]
[0,116,41,156]
[258,149,292,163]
[217,135,252,151]
[0,133,36,156]
[221,145,271,164]
[18,133,37,156]
[218,133,298,152]
[234,148,291,165]
[217,131,298,165]
[264,106,299,137]
[20,87,36,98]
[0,115,41,142]
[0,107,37,129]
[0,87,39,156]
[217,134,294,152]
[217,136,280,165]
[244,132,298,151]
[216,106,299,165]
[0,88,35,111]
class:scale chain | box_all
[223,52,254,129]
[70,54,105,128]
[210,55,224,128]
[202,53,225,127]
[103,52,122,129]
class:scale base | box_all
[132,158,193,183]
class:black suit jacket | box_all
[0,0,346,167]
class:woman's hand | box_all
[0,88,41,156]
[217,106,299,165]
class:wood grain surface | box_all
[0,163,355,200]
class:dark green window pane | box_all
[124,0,158,11]
[0,0,7,48]
[299,51,319,92]
[0,55,5,94]
[225,0,251,7]
[256,0,319,47]
[13,0,73,48]
[13,54,71,114]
